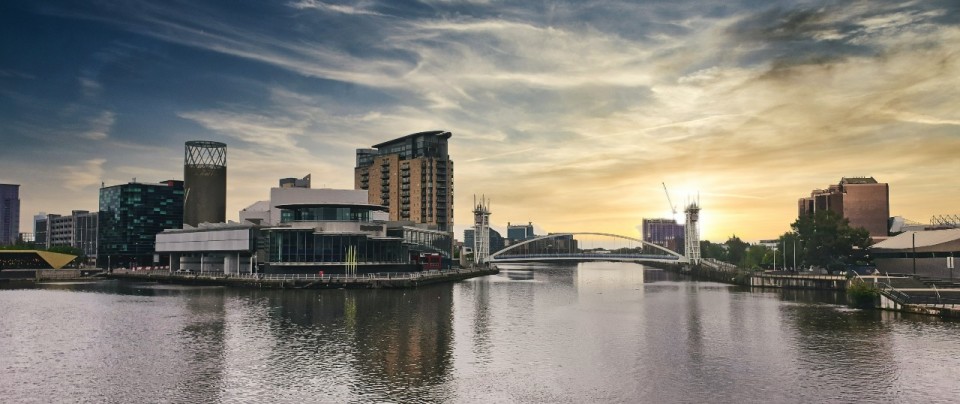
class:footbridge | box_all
[488,232,689,264]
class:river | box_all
[2,262,959,403]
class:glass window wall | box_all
[280,207,373,222]
[268,230,406,264]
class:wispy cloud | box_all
[62,158,106,191]
[0,69,36,80]
[80,110,115,140]
[288,0,385,16]
[5,0,960,241]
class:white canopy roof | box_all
[872,228,960,252]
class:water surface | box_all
[2,262,958,403]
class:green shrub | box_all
[847,279,879,309]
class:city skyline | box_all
[2,1,958,242]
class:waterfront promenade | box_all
[669,263,960,318]
[106,267,497,289]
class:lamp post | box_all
[792,235,797,272]
[782,239,786,271]
[912,232,917,275]
[773,245,777,271]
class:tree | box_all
[724,235,749,266]
[744,244,771,269]
[700,240,727,261]
[791,210,871,272]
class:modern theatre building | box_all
[158,188,449,274]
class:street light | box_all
[792,235,797,272]
[912,232,917,275]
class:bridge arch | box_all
[489,232,686,261]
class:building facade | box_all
[0,184,20,245]
[354,131,453,231]
[642,218,685,254]
[240,187,388,227]
[183,141,227,227]
[264,201,406,274]
[872,229,960,279]
[279,174,311,189]
[387,223,455,266]
[237,188,453,273]
[156,223,260,274]
[798,177,890,240]
[98,180,184,269]
[506,222,535,244]
[463,228,506,255]
[33,210,99,261]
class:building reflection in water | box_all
[224,285,456,402]
[172,287,227,403]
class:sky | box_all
[1,0,958,242]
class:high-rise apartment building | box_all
[0,184,20,245]
[798,177,890,239]
[642,218,685,253]
[34,210,99,260]
[98,180,184,269]
[354,131,453,231]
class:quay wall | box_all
[106,267,497,289]
[749,274,848,290]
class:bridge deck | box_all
[491,253,682,263]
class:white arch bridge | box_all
[488,232,690,264]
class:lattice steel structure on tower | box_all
[472,196,491,266]
[684,200,701,264]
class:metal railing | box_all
[755,272,846,281]
[702,258,738,272]
[493,253,680,261]
[874,276,960,308]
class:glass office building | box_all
[0,184,20,246]
[98,180,184,269]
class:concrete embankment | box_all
[659,262,960,318]
[748,273,847,290]
[879,293,960,318]
[106,267,498,289]
[657,263,846,290]
[1,269,104,282]
[875,279,960,319]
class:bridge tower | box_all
[472,195,492,266]
[684,200,701,264]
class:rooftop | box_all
[840,176,879,185]
[872,228,960,251]
[371,130,451,149]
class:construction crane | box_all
[662,182,677,217]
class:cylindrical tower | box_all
[183,141,227,227]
